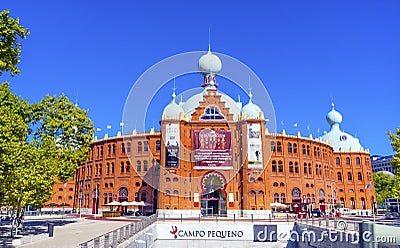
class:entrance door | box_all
[201,190,226,216]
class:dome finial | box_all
[172,78,176,100]
[331,101,335,109]
[248,77,253,101]
[208,27,211,53]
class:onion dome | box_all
[242,91,262,119]
[321,103,363,152]
[198,47,222,76]
[162,90,184,120]
[326,102,343,126]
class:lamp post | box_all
[63,182,67,218]
[79,189,82,219]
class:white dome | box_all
[321,105,363,152]
[326,107,342,126]
[242,101,262,119]
[162,92,184,120]
[198,50,222,76]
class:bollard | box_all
[125,226,129,239]
[333,218,337,229]
[104,233,110,248]
[234,213,236,223]
[300,215,303,223]
[181,213,183,223]
[48,223,54,237]
[269,213,271,223]
[312,215,314,225]
[318,217,321,226]
[251,214,254,223]
[163,212,165,222]
[287,214,289,224]
[94,237,100,248]
[325,217,329,228]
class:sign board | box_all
[247,123,263,168]
[193,129,232,170]
[165,123,180,168]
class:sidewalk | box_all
[17,218,130,248]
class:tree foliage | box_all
[0,10,30,77]
[388,127,400,172]
[0,83,94,211]
[373,172,396,205]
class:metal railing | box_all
[79,214,157,248]
[296,215,359,232]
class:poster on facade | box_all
[165,123,180,168]
[193,129,232,169]
[247,123,263,168]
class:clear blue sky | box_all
[1,0,399,156]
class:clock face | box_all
[340,135,347,141]
[319,189,325,198]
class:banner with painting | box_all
[165,123,180,168]
[193,129,232,169]
[247,123,263,168]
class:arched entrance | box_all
[118,187,128,214]
[200,172,227,216]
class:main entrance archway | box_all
[200,172,227,216]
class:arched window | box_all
[274,193,279,202]
[293,143,298,153]
[307,194,311,203]
[337,172,342,181]
[360,189,364,193]
[112,144,116,155]
[280,182,285,187]
[141,192,147,202]
[306,145,310,155]
[257,178,263,182]
[127,142,131,153]
[295,162,299,174]
[99,164,102,175]
[250,190,256,195]
[312,194,315,203]
[346,157,350,165]
[144,141,149,152]
[111,162,115,174]
[120,162,124,173]
[314,147,317,156]
[304,163,308,174]
[121,143,126,154]
[126,161,130,173]
[273,182,278,187]
[350,197,355,209]
[166,177,171,182]
[271,141,276,152]
[318,189,325,199]
[173,177,178,182]
[201,106,225,120]
[249,177,255,182]
[348,172,353,181]
[138,142,142,152]
[308,163,312,175]
[278,161,283,172]
[292,188,301,198]
[272,161,277,172]
[258,190,264,195]
[358,172,362,181]
[106,163,110,174]
[302,144,306,155]
[356,157,360,165]
[137,160,141,172]
[306,183,309,188]
[156,140,161,151]
[107,145,111,155]
[336,157,340,165]
[104,193,108,204]
[277,142,282,152]
[143,160,148,171]
[361,197,366,209]
[289,162,294,173]
[340,197,345,207]
[310,184,314,188]
[281,193,286,203]
[173,190,179,195]
[118,187,128,199]
[288,143,292,153]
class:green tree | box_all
[0,10,30,77]
[388,127,400,172]
[0,83,93,235]
[373,172,395,205]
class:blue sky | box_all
[1,0,399,156]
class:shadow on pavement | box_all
[0,219,77,247]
